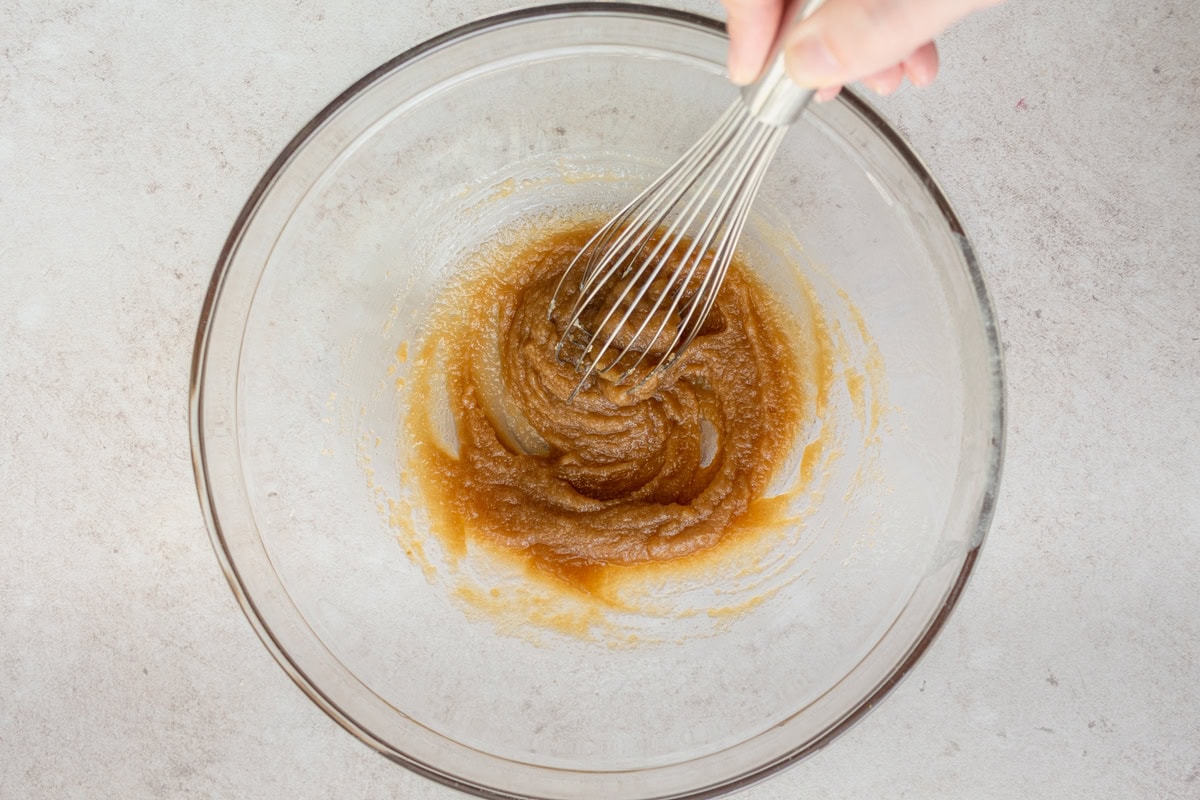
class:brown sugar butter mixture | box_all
[408,220,806,585]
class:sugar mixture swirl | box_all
[408,221,804,583]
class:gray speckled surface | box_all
[2,1,1197,798]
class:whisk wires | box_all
[549,99,786,401]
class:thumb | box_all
[783,0,1001,88]
[722,0,787,85]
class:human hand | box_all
[722,0,1002,100]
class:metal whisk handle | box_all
[739,0,828,127]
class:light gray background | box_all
[2,0,1197,797]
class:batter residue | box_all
[407,218,807,589]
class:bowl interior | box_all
[194,6,1002,799]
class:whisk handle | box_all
[739,0,828,127]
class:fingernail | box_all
[909,63,934,87]
[729,61,754,85]
[728,46,756,85]
[784,34,842,87]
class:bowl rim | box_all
[189,4,1006,798]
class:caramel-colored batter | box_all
[407,219,805,588]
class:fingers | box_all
[861,64,905,95]
[784,0,1001,88]
[721,0,785,84]
[859,41,939,96]
[903,41,940,87]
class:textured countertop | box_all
[3,1,1198,797]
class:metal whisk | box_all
[549,0,827,401]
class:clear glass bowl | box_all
[190,4,1004,798]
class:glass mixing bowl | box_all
[190,5,1004,798]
